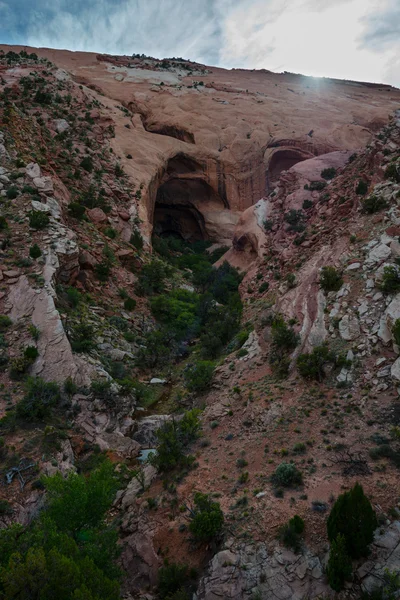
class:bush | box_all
[259,282,269,293]
[0,315,12,330]
[130,229,144,251]
[278,515,305,552]
[321,167,336,180]
[28,210,50,229]
[0,461,120,600]
[189,492,224,541]
[68,202,86,219]
[69,321,96,353]
[158,562,190,599]
[271,462,303,487]
[386,163,400,183]
[327,533,352,592]
[309,181,326,191]
[284,210,305,233]
[29,243,42,259]
[327,482,377,559]
[361,195,388,214]
[381,266,400,294]
[104,227,117,239]
[16,377,60,421]
[319,266,343,292]
[184,361,214,392]
[0,216,9,230]
[297,345,341,381]
[393,319,400,347]
[24,345,39,361]
[150,409,201,472]
[136,260,167,295]
[95,261,112,282]
[66,286,82,308]
[80,156,94,172]
[302,199,313,210]
[356,180,368,195]
[124,297,136,311]
[6,186,18,200]
[268,315,299,377]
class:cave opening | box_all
[268,148,313,183]
[153,158,228,241]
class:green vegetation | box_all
[184,361,214,392]
[0,315,12,331]
[319,266,343,292]
[356,179,368,195]
[188,492,224,542]
[327,483,377,559]
[381,266,400,294]
[284,209,305,233]
[271,462,303,488]
[327,533,352,592]
[124,297,136,311]
[361,195,388,214]
[15,377,60,421]
[158,562,192,599]
[28,210,50,229]
[386,163,400,183]
[278,515,305,552]
[0,461,120,599]
[393,319,400,346]
[150,409,201,472]
[297,344,350,381]
[0,216,9,230]
[268,315,299,377]
[29,243,42,259]
[321,167,336,180]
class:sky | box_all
[1,0,400,87]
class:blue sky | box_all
[1,0,399,87]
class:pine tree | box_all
[327,483,377,558]
[327,534,352,592]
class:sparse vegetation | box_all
[319,266,343,292]
[188,492,224,542]
[361,195,388,214]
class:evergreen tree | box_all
[326,534,352,592]
[327,483,377,558]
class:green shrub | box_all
[68,202,86,219]
[327,533,352,592]
[284,210,305,233]
[321,167,336,180]
[259,282,269,293]
[297,345,342,381]
[268,315,299,377]
[130,229,144,251]
[184,361,214,392]
[356,180,368,195]
[69,321,95,353]
[124,297,136,311]
[0,216,9,230]
[309,181,326,191]
[319,266,343,292]
[381,266,400,294]
[327,482,377,559]
[80,156,94,172]
[66,286,82,308]
[271,462,303,487]
[393,319,400,346]
[189,492,224,541]
[158,562,190,599]
[29,243,41,259]
[150,409,201,472]
[28,210,50,229]
[136,260,167,295]
[24,345,39,361]
[16,377,60,421]
[386,163,400,183]
[6,186,18,200]
[302,199,313,210]
[278,515,305,552]
[95,261,112,282]
[0,315,12,330]
[361,195,388,214]
[104,227,117,239]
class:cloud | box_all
[0,0,399,87]
[359,0,400,51]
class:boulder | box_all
[339,314,361,341]
[87,207,108,224]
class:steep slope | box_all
[0,47,400,600]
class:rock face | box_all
[2,44,400,244]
